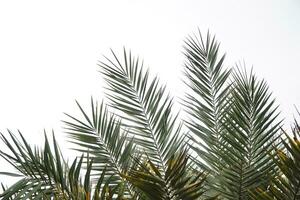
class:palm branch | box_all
[183,30,231,172]
[217,68,282,199]
[99,49,184,176]
[63,98,135,197]
[0,131,124,199]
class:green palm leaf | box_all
[183,30,231,172]
[99,49,184,176]
[63,98,135,196]
[219,68,282,199]
[0,131,126,200]
[0,131,65,199]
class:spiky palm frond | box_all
[218,68,282,199]
[99,49,184,176]
[0,131,123,200]
[252,120,300,200]
[183,31,282,199]
[183,30,231,172]
[0,130,71,199]
[124,150,212,200]
[63,98,135,196]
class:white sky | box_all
[0,0,299,185]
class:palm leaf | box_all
[218,67,282,199]
[63,98,135,197]
[99,49,184,177]
[0,131,126,199]
[0,131,82,199]
[183,30,231,172]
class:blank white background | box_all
[0,0,299,185]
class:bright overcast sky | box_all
[0,0,299,184]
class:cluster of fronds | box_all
[0,30,298,200]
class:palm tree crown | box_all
[0,30,298,200]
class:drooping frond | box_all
[124,150,213,200]
[63,98,135,196]
[0,131,122,199]
[99,49,184,176]
[219,68,282,199]
[183,30,231,172]
[252,119,300,200]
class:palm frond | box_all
[99,49,184,176]
[0,131,126,200]
[63,98,135,196]
[219,67,282,199]
[183,30,231,172]
[0,130,64,199]
[0,131,82,199]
